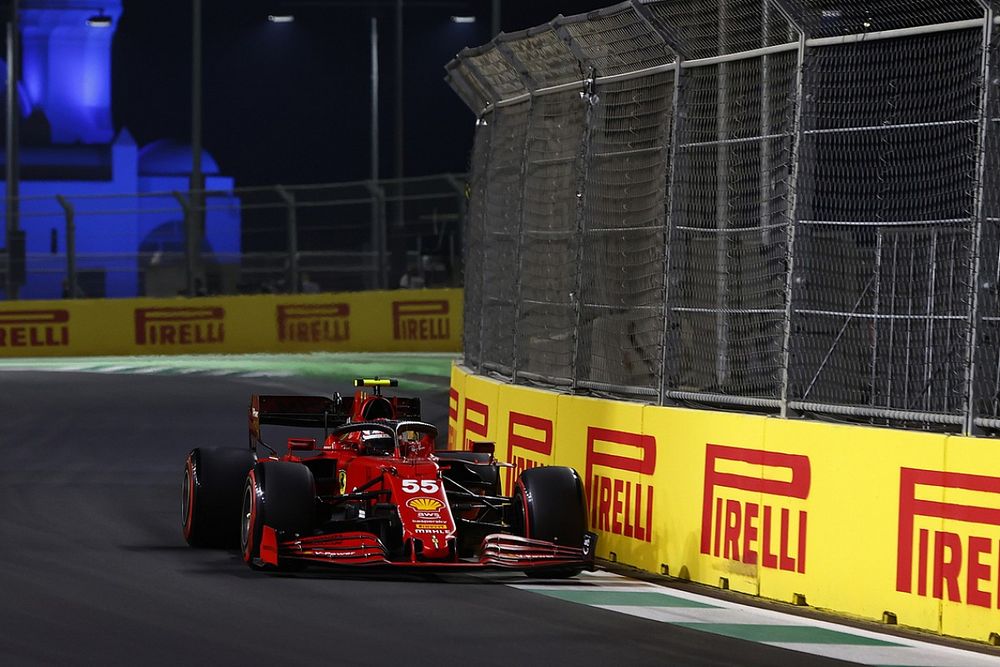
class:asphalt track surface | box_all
[0,368,855,667]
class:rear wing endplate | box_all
[249,394,347,442]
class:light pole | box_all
[390,0,405,287]
[269,7,388,288]
[270,1,472,288]
[189,0,203,298]
[370,16,388,288]
[5,0,20,300]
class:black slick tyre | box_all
[241,461,316,570]
[182,447,255,548]
[511,466,588,578]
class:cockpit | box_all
[326,420,438,458]
[396,424,436,458]
[360,431,396,456]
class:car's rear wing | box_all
[249,394,348,443]
[392,397,421,419]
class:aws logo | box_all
[407,497,443,512]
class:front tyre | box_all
[511,466,588,579]
[182,447,255,548]
[241,462,316,570]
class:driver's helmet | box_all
[361,431,395,456]
[399,429,429,457]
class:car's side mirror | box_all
[287,437,317,451]
[471,441,495,456]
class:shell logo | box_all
[406,497,443,512]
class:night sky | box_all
[110,0,608,188]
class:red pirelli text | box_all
[276,303,349,343]
[392,300,450,341]
[0,309,69,347]
[586,427,656,543]
[134,307,225,345]
[897,468,1000,608]
[701,444,810,573]
[504,411,552,490]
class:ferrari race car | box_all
[182,379,596,577]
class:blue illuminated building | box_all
[3,0,240,299]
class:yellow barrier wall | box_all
[449,364,1000,644]
[0,289,462,356]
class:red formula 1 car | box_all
[182,379,596,577]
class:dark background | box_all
[110,0,607,188]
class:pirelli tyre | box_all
[511,466,589,578]
[241,461,316,570]
[182,447,255,548]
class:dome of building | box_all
[138,139,220,176]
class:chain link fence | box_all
[447,0,1000,435]
[1,174,466,300]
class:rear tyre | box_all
[241,461,316,570]
[182,447,255,548]
[511,466,588,579]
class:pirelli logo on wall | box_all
[276,303,350,343]
[504,412,553,492]
[134,307,225,345]
[0,309,70,347]
[462,396,489,451]
[392,300,450,341]
[897,468,1000,609]
[701,444,810,574]
[447,388,460,450]
[586,427,656,543]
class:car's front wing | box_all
[258,526,597,571]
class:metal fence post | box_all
[495,38,539,383]
[510,96,533,381]
[715,0,732,389]
[444,173,467,286]
[553,24,597,391]
[276,185,298,294]
[171,191,195,296]
[963,2,996,435]
[457,54,499,374]
[632,0,686,406]
[55,195,76,299]
[771,0,807,418]
[569,73,597,392]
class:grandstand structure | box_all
[446,0,1000,434]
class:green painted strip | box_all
[674,623,901,646]
[0,352,457,382]
[527,590,717,608]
